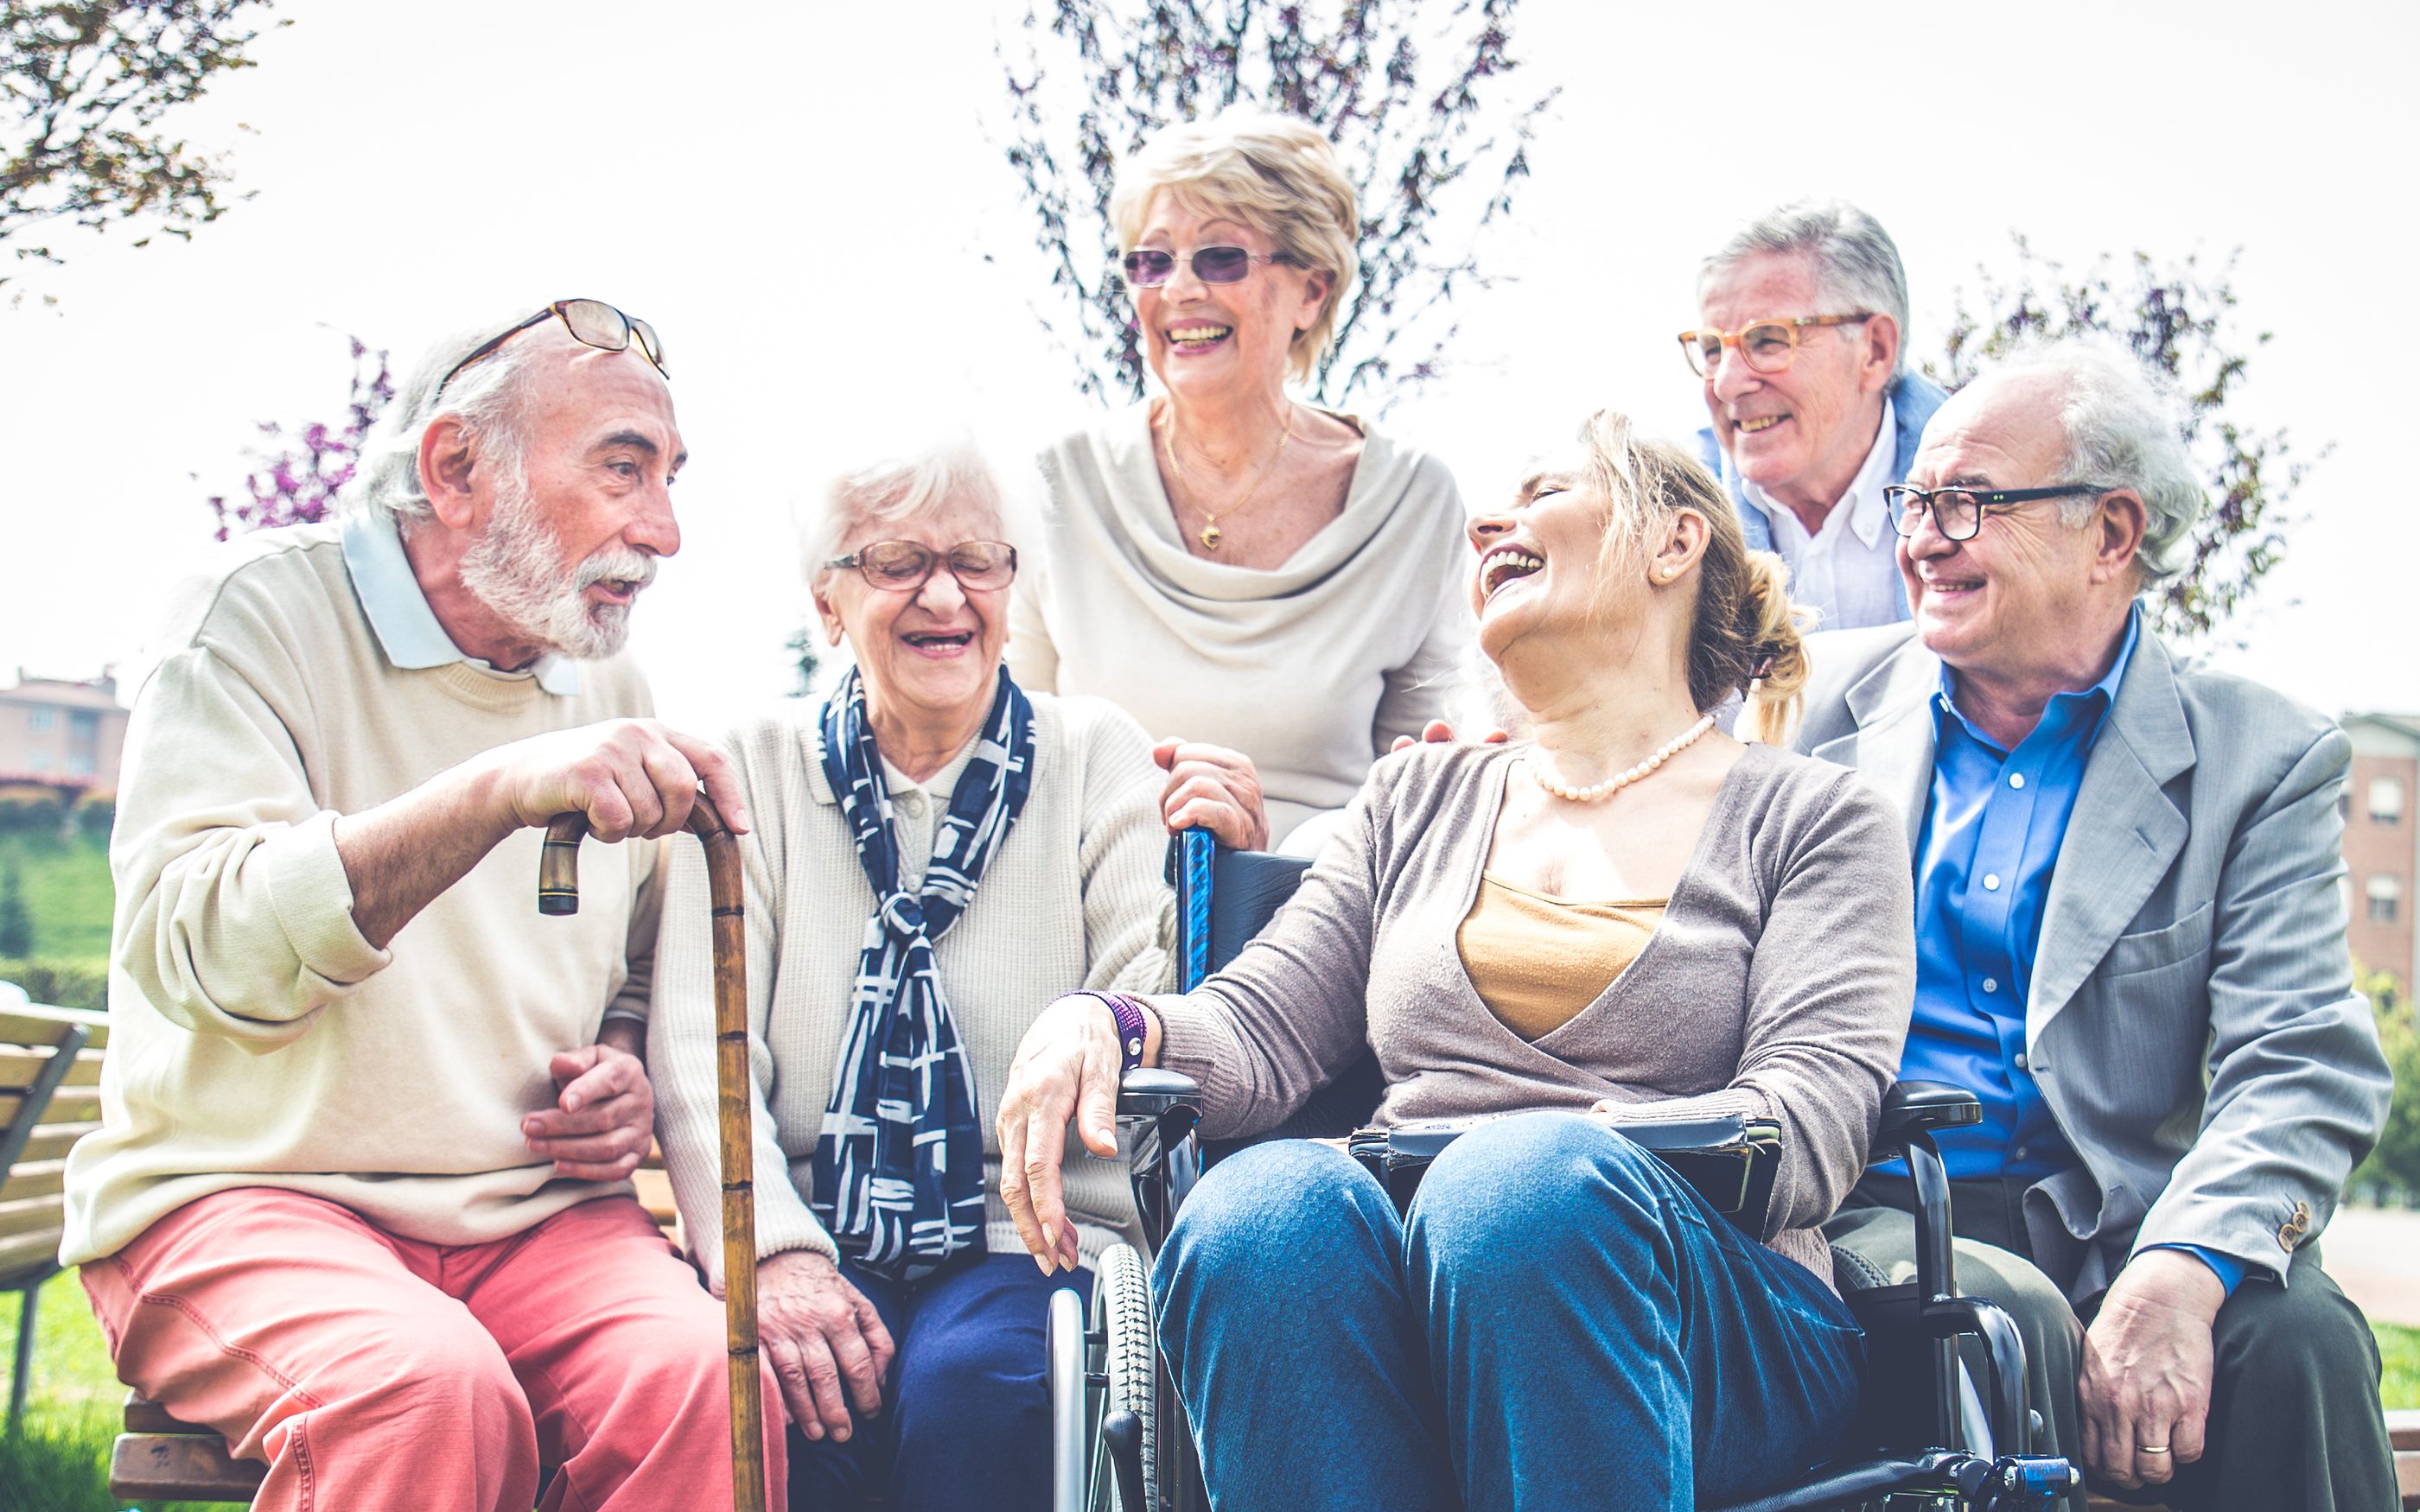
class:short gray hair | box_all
[1702,199,1910,375]
[1981,340,2207,592]
[347,309,553,529]
[798,430,1042,588]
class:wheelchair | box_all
[1047,833,2078,1512]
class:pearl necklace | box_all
[1525,713,1718,803]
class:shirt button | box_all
[2013,1145,2029,1162]
[2014,1052,2029,1070]
[1983,874,2002,891]
[1982,977,1999,994]
[901,792,927,816]
[2009,773,2027,790]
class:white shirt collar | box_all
[340,509,582,696]
[1741,397,1898,548]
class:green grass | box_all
[2379,1322,2420,1411]
[2,1275,216,1511]
[0,826,113,962]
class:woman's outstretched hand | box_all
[1153,738,1271,850]
[997,993,1130,1274]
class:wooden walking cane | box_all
[538,796,767,1512]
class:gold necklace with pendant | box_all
[1160,401,1295,552]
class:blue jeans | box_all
[789,1251,1092,1512]
[1153,1112,1864,1511]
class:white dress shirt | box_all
[1741,400,1901,633]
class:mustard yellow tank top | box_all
[1456,873,1667,1041]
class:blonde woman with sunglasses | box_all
[1011,109,1474,857]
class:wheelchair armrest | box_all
[1117,1067,1200,1119]
[1872,1081,1981,1156]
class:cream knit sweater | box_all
[1011,402,1476,846]
[65,521,659,1265]
[647,692,1173,1289]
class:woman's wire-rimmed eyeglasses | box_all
[824,540,1019,592]
[1884,484,2111,542]
[434,299,666,400]
[1118,245,1293,289]
[1676,313,1873,378]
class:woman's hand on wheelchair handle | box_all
[998,994,1129,1274]
[757,1249,895,1445]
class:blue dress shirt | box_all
[1900,607,2246,1294]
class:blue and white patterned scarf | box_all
[810,664,1035,1279]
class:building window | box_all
[26,707,54,733]
[2371,874,2404,925]
[2372,777,2407,824]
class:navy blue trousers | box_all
[788,1251,1090,1512]
[1154,1112,1866,1512]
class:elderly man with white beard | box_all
[63,302,789,1512]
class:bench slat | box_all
[0,1225,61,1284]
[0,1191,62,1242]
[0,1157,64,1204]
[0,1003,107,1051]
[0,1084,99,1123]
[17,1121,98,1163]
[108,1433,264,1501]
[0,1044,104,1091]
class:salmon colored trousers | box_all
[80,1188,786,1512]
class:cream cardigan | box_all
[647,692,1174,1287]
[67,521,659,1265]
[1011,401,1476,846]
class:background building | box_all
[2346,711,2420,994]
[0,670,128,801]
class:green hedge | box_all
[0,956,107,1012]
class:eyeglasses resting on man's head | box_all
[1883,484,2111,543]
[434,299,666,400]
[1119,245,1294,289]
[1676,313,1874,378]
[825,540,1019,593]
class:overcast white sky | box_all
[3,0,2416,730]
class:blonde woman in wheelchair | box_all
[998,410,1917,1511]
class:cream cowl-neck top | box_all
[1011,400,1476,847]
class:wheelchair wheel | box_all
[1092,1242,1157,1512]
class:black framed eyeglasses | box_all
[1118,245,1292,289]
[1885,484,2111,542]
[434,299,666,400]
[1676,313,1874,378]
[824,540,1018,592]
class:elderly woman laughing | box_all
[1012,109,1474,854]
[647,434,1267,1511]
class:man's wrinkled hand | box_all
[760,1250,896,1444]
[2077,1248,2224,1490]
[522,1042,654,1180]
[474,717,752,843]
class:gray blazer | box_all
[1799,622,2392,1299]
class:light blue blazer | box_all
[1799,621,2392,1300]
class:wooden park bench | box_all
[107,1146,687,1502]
[2,997,104,1429]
